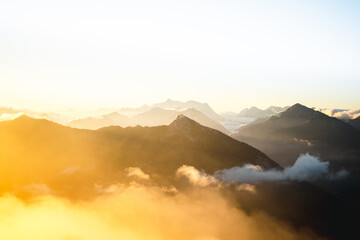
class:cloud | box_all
[176,165,219,187]
[125,167,150,180]
[317,108,360,119]
[0,112,23,121]
[215,154,347,183]
[176,165,258,194]
[0,184,321,240]
[236,184,257,193]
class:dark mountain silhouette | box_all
[233,103,360,167]
[235,103,359,147]
[235,181,360,240]
[348,117,360,130]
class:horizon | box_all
[0,99,354,114]
[1,1,360,239]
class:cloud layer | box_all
[125,167,150,180]
[176,165,219,187]
[216,154,347,183]
[0,154,345,240]
[318,108,360,120]
[0,184,321,240]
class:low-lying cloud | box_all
[0,155,344,240]
[125,167,150,180]
[216,154,348,183]
[176,165,219,187]
[318,108,360,120]
[0,183,321,240]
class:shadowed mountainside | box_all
[348,116,360,130]
[1,114,359,240]
[0,114,277,198]
[233,103,360,166]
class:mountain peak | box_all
[280,103,321,119]
[15,113,34,121]
[105,111,121,116]
[174,114,195,123]
[169,114,201,130]
[104,112,128,119]
[292,103,307,109]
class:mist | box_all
[318,109,360,120]
[215,154,348,184]
[0,181,323,240]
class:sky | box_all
[0,0,359,112]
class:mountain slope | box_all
[234,103,359,147]
[238,106,288,119]
[0,114,278,198]
[233,103,360,166]
[68,112,130,130]
[115,99,222,120]
[68,107,230,134]
[132,107,229,134]
[348,117,360,130]
[152,99,221,120]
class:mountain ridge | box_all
[68,107,229,134]
[0,114,280,197]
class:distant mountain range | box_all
[113,99,222,120]
[1,112,359,240]
[233,103,360,166]
[1,100,359,136]
[235,103,359,146]
[68,107,230,134]
[238,106,288,119]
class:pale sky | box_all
[0,0,359,112]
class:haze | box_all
[1,2,360,239]
[1,0,360,111]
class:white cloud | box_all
[215,154,347,183]
[236,184,256,193]
[176,165,219,187]
[125,167,150,180]
[317,108,360,120]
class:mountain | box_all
[68,112,130,130]
[0,114,278,197]
[235,103,359,147]
[317,108,360,120]
[116,105,151,117]
[68,107,230,134]
[233,103,360,166]
[348,117,360,130]
[2,115,359,240]
[238,106,288,119]
[115,99,222,120]
[153,99,221,120]
[132,107,229,134]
